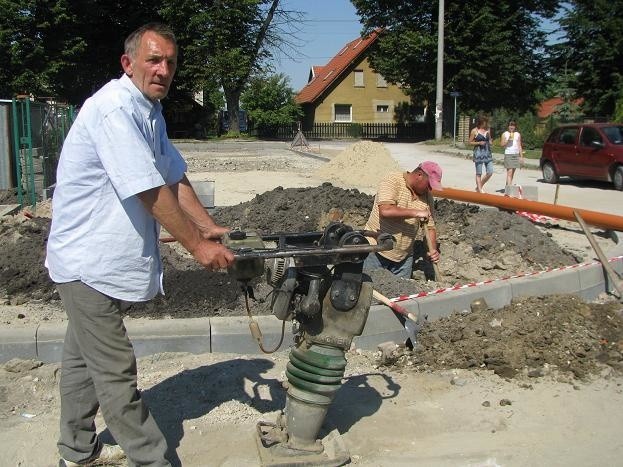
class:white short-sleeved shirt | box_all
[503,130,521,155]
[46,74,187,301]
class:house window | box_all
[354,70,364,87]
[376,74,388,87]
[377,105,389,113]
[334,104,352,122]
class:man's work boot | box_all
[58,444,126,466]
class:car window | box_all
[547,129,560,143]
[558,128,578,145]
[603,126,623,145]
[580,127,603,147]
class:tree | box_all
[241,73,301,136]
[0,0,299,131]
[0,0,164,103]
[351,0,559,114]
[162,0,295,134]
[0,0,82,99]
[556,0,623,118]
[614,89,623,123]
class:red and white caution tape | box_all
[389,255,623,303]
[514,185,557,224]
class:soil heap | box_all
[1,185,578,317]
[314,141,402,188]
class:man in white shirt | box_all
[46,23,233,467]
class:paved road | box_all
[318,140,622,218]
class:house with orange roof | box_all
[537,96,584,119]
[295,30,412,128]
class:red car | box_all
[540,123,623,190]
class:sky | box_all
[272,1,563,92]
[274,0,363,91]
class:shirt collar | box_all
[119,73,162,117]
[403,172,417,198]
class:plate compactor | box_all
[222,222,394,467]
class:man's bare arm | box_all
[378,203,430,220]
[171,175,229,239]
[137,185,233,269]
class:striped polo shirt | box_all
[365,172,435,262]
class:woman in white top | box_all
[500,120,524,187]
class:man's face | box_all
[410,169,430,195]
[121,31,177,101]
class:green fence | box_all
[10,98,75,207]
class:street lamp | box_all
[449,91,461,147]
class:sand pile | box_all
[314,141,402,188]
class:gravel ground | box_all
[1,141,623,466]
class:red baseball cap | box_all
[418,161,443,191]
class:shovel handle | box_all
[372,290,417,322]
[420,221,442,281]
[573,210,623,300]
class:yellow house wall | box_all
[312,57,410,123]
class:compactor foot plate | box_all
[255,425,349,467]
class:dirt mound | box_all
[314,141,401,188]
[212,183,373,233]
[0,215,56,305]
[0,189,19,204]
[0,185,578,314]
[387,295,623,380]
[433,199,578,279]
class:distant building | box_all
[537,96,584,119]
[295,30,412,128]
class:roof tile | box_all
[295,30,380,104]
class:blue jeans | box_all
[363,252,413,279]
[475,160,494,176]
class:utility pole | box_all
[435,0,444,140]
[450,91,461,147]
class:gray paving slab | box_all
[127,318,212,358]
[577,262,612,300]
[0,327,37,361]
[1,244,619,364]
[510,267,581,299]
[610,256,623,275]
[35,322,65,362]
[353,305,408,349]
[210,315,295,354]
[415,282,513,322]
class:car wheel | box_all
[542,162,559,184]
[614,166,623,191]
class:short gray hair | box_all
[124,23,177,58]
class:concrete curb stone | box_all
[2,253,618,364]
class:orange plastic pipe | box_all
[433,188,623,232]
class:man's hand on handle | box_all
[427,247,440,263]
[190,239,235,270]
[138,184,235,271]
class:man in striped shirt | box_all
[364,161,443,279]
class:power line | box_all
[305,19,362,22]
